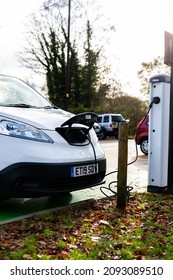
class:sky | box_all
[0,0,173,95]
[0,0,44,77]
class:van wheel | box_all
[140,138,148,155]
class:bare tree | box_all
[137,56,170,95]
[17,0,117,110]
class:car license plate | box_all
[71,164,99,177]
[112,123,118,128]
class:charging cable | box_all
[100,96,160,199]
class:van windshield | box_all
[0,75,53,108]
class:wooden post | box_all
[117,121,128,210]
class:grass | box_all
[0,192,172,260]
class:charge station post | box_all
[148,74,170,192]
[148,31,173,194]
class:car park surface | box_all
[0,74,106,199]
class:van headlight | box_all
[0,119,53,143]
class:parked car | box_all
[93,122,107,140]
[0,74,106,199]
[93,122,102,138]
[97,113,125,139]
[135,115,149,155]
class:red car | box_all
[135,115,149,155]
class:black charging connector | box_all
[153,96,160,104]
[149,96,160,108]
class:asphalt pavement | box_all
[97,138,148,193]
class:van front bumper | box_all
[0,158,106,198]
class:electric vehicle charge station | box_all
[148,74,171,193]
[148,31,173,194]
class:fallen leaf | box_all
[99,220,110,226]
[23,254,32,260]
